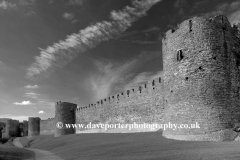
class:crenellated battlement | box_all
[163,15,233,43]
[76,77,162,112]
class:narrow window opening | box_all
[139,86,142,93]
[127,90,130,97]
[171,90,173,93]
[121,92,123,95]
[159,77,161,83]
[145,84,147,88]
[152,80,155,86]
[189,20,192,32]
[132,89,134,92]
[236,54,240,69]
[177,50,184,61]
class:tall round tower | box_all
[23,120,28,136]
[162,15,240,141]
[28,117,40,138]
[54,101,77,137]
[2,119,11,138]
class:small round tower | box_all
[54,101,77,137]
[23,120,28,136]
[28,117,40,138]
[2,119,11,138]
[162,15,240,141]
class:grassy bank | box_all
[18,131,240,160]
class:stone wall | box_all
[162,15,240,141]
[40,118,55,135]
[75,77,164,133]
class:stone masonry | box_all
[54,101,77,137]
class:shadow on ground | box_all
[0,138,35,160]
[17,131,240,160]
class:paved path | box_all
[13,137,64,160]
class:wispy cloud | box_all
[24,85,39,89]
[124,71,163,90]
[116,27,161,45]
[0,0,16,10]
[26,0,161,80]
[13,101,35,105]
[87,50,157,101]
[38,110,44,114]
[0,114,31,122]
[63,12,75,20]
[36,99,55,108]
[201,1,240,24]
[88,59,138,101]
[24,92,40,99]
[19,0,35,6]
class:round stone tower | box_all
[162,15,240,141]
[54,101,77,137]
[23,120,28,136]
[2,119,11,138]
[28,117,40,138]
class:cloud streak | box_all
[201,1,240,24]
[26,0,161,80]
[124,71,163,90]
[24,85,39,89]
[13,101,34,105]
[0,0,16,10]
[38,110,44,114]
[88,58,139,101]
[24,92,40,99]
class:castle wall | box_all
[1,119,20,138]
[40,118,55,135]
[75,77,164,133]
[34,15,240,141]
[28,117,40,138]
[54,102,77,137]
[162,15,240,141]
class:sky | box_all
[0,0,239,122]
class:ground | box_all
[15,131,240,160]
[0,144,35,160]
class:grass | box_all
[18,131,240,160]
[0,144,35,160]
[0,138,9,144]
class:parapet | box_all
[76,76,163,112]
[163,15,232,42]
